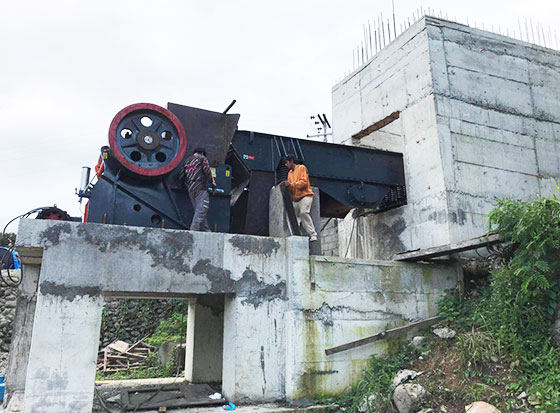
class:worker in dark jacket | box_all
[282,154,318,241]
[180,148,216,231]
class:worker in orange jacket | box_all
[282,154,318,242]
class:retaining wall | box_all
[0,282,17,353]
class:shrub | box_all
[145,312,187,347]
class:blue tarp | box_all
[0,247,20,270]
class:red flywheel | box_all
[108,103,187,177]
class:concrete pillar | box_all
[222,296,286,402]
[4,263,40,412]
[269,185,321,255]
[23,289,104,412]
[185,297,224,383]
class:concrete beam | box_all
[11,220,308,409]
[16,220,292,298]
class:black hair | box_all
[284,154,296,163]
[193,147,207,157]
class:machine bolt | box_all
[144,135,154,144]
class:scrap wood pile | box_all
[97,337,155,374]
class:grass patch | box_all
[96,312,187,381]
[333,339,419,412]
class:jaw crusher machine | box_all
[80,102,406,235]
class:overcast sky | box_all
[0,0,557,232]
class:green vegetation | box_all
[145,312,188,347]
[485,193,560,410]
[96,311,187,381]
[334,191,560,412]
[334,340,418,412]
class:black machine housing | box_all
[84,102,406,235]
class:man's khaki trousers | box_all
[292,195,317,238]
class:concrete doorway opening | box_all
[94,295,226,411]
[97,298,188,381]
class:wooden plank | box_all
[393,234,500,262]
[108,340,130,353]
[351,111,400,140]
[325,316,442,356]
[126,336,151,353]
[115,350,147,359]
[105,355,129,360]
[103,348,108,373]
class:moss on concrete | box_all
[381,265,402,292]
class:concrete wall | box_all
[427,18,560,242]
[0,281,18,352]
[9,220,461,411]
[333,17,560,259]
[333,18,449,260]
[285,256,461,399]
[319,218,339,257]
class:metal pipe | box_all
[223,99,237,114]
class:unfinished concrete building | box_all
[333,17,560,259]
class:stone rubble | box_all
[432,327,457,339]
[357,394,376,413]
[392,383,430,413]
[391,369,419,389]
[0,285,17,352]
[465,401,501,412]
[410,336,426,348]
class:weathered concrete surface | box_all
[333,16,560,259]
[10,220,461,410]
[186,298,224,383]
[16,219,287,298]
[24,291,103,412]
[3,263,40,412]
[14,220,297,412]
[284,256,461,399]
[223,295,288,402]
